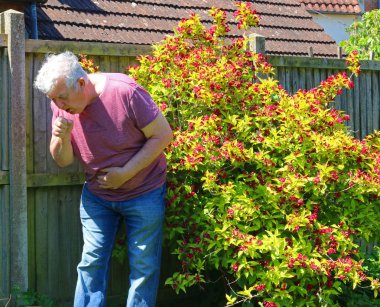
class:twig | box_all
[326,182,357,195]
[5,294,12,307]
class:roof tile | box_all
[25,0,341,58]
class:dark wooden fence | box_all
[1,9,379,307]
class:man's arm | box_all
[50,116,75,167]
[97,112,173,189]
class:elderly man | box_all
[34,51,172,307]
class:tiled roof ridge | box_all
[268,37,335,44]
[41,3,313,21]
[41,2,236,12]
[99,0,302,9]
[252,0,301,7]
[261,24,325,32]
[260,12,312,19]
[38,16,326,34]
[306,5,360,11]
[268,50,336,57]
[41,4,177,20]
[107,0,233,9]
[38,19,173,33]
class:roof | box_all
[24,0,340,58]
[299,0,362,14]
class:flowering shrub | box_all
[79,54,99,73]
[127,4,380,306]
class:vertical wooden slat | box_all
[47,187,59,298]
[119,56,130,74]
[345,78,355,133]
[289,67,297,94]
[284,67,291,94]
[109,55,119,72]
[25,53,35,174]
[34,189,49,295]
[0,185,10,297]
[299,67,306,91]
[57,187,82,302]
[33,55,48,174]
[353,76,361,139]
[99,55,111,72]
[372,71,379,131]
[365,71,373,135]
[319,68,327,88]
[359,71,368,138]
[305,66,313,90]
[313,68,322,89]
[334,69,343,110]
[276,67,286,92]
[0,48,9,171]
[27,188,36,290]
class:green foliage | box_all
[11,286,54,307]
[365,246,380,280]
[112,234,128,264]
[333,246,380,306]
[340,10,380,60]
[127,4,380,306]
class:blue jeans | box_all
[74,183,166,307]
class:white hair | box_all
[34,51,87,94]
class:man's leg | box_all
[121,185,166,307]
[74,184,120,307]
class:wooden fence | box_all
[0,9,380,307]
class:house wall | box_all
[310,13,361,43]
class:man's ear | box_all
[77,77,86,88]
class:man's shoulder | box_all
[105,73,137,87]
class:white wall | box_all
[311,14,361,43]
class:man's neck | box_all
[87,73,106,102]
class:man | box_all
[34,51,173,307]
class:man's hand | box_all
[52,116,73,139]
[97,167,130,190]
[50,116,74,167]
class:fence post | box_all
[337,46,343,59]
[2,9,28,292]
[249,33,266,55]
[308,46,314,57]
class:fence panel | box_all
[0,44,10,301]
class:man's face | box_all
[48,78,87,114]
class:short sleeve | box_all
[129,86,159,129]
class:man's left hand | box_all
[97,167,130,189]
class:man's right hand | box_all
[50,116,74,167]
[53,116,74,139]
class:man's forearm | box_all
[50,136,74,167]
[121,134,172,181]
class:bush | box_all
[127,4,380,306]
